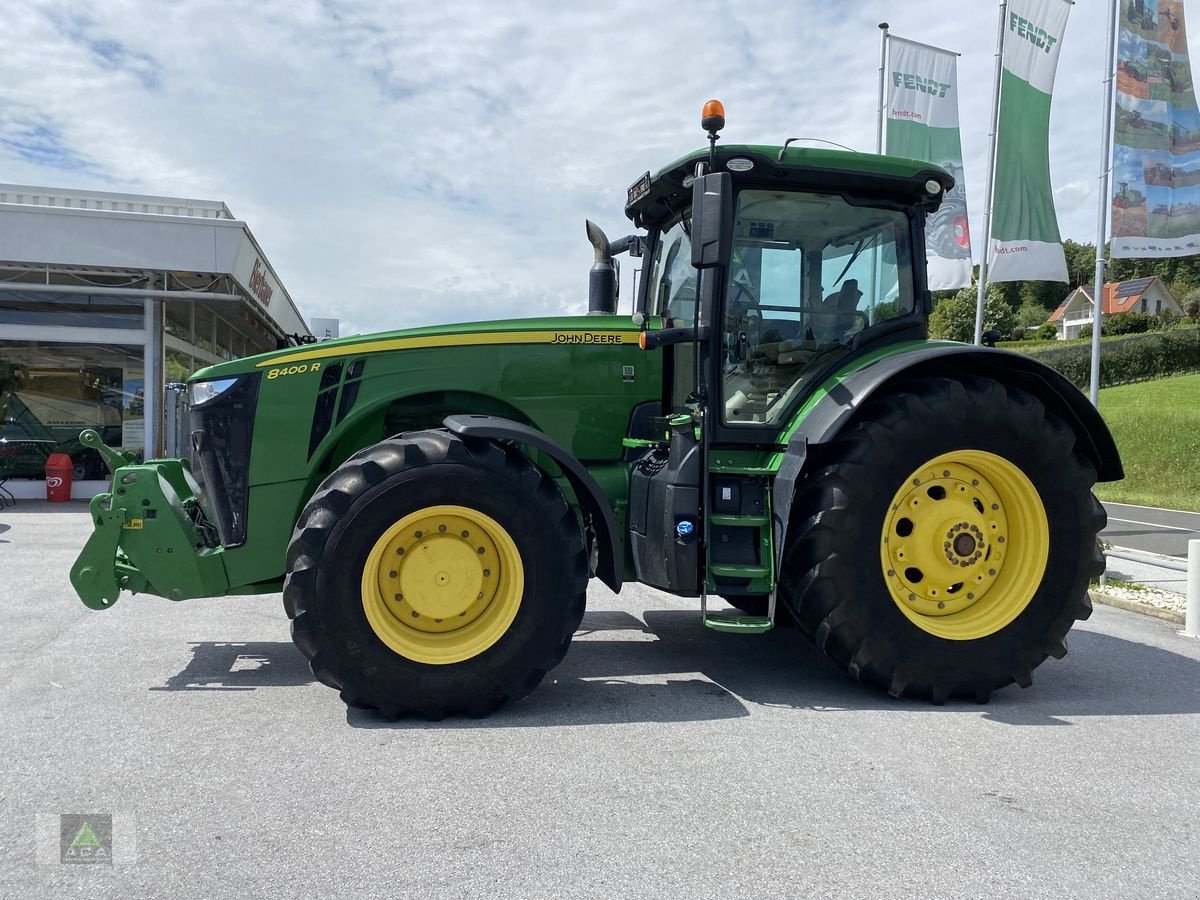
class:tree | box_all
[928,285,1016,342]
[1063,240,1098,287]
[1017,298,1054,330]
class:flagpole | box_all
[877,22,890,154]
[975,0,1008,345]
[1090,0,1118,406]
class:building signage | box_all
[248,258,274,307]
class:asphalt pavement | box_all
[1100,501,1200,593]
[2,503,1200,898]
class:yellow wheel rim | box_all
[880,450,1049,641]
[361,505,524,665]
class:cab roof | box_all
[624,144,953,230]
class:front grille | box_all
[191,374,260,547]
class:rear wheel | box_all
[779,376,1105,703]
[284,430,588,718]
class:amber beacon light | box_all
[701,99,725,133]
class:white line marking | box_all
[1105,516,1195,534]
[1103,500,1200,518]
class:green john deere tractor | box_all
[71,103,1121,717]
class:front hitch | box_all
[69,431,229,609]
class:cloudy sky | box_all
[2,1,1148,336]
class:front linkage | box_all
[70,429,228,609]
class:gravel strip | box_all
[1090,585,1186,624]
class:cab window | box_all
[645,214,698,412]
[722,190,914,427]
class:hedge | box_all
[1009,327,1200,389]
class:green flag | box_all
[989,0,1072,282]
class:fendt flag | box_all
[1111,0,1200,258]
[886,36,972,290]
[989,0,1072,282]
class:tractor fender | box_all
[771,344,1123,568]
[443,414,622,593]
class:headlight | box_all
[190,377,240,408]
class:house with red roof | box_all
[1047,276,1182,339]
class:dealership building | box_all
[0,183,311,498]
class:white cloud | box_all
[0,1,1156,334]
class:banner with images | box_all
[989,0,1072,282]
[885,35,972,290]
[1111,0,1200,258]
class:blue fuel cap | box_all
[676,520,695,538]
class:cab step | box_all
[703,613,774,634]
[709,563,770,578]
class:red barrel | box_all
[45,453,73,502]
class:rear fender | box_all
[771,344,1123,569]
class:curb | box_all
[1089,590,1185,625]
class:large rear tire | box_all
[283,430,588,718]
[779,376,1105,703]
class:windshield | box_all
[721,189,915,427]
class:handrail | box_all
[1102,541,1199,637]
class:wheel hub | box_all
[360,504,524,664]
[951,531,977,558]
[375,512,500,632]
[882,460,1007,618]
[879,450,1049,641]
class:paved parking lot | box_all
[3,502,1200,898]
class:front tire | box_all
[284,430,588,718]
[780,376,1105,703]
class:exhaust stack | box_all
[585,220,617,315]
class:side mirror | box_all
[690,172,733,269]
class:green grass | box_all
[1094,372,1200,511]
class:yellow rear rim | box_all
[880,450,1049,641]
[361,505,524,665]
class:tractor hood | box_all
[189,314,641,383]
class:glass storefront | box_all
[0,290,144,330]
[0,340,144,479]
[0,182,311,495]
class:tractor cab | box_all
[623,102,954,629]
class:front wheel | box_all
[780,376,1105,703]
[283,430,588,718]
